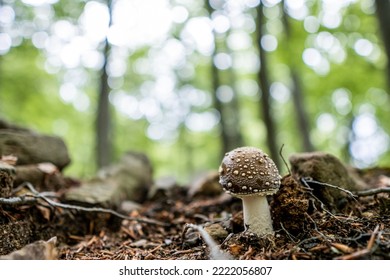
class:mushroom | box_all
[218,146,281,237]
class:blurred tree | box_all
[255,2,281,168]
[224,28,244,150]
[375,0,390,90]
[96,0,113,168]
[281,0,314,152]
[206,0,243,158]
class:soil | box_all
[1,166,390,260]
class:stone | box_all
[120,200,141,213]
[289,152,368,191]
[14,163,67,192]
[289,151,368,210]
[204,223,229,241]
[0,130,71,170]
[187,171,222,198]
[65,151,153,207]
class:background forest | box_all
[1,0,389,182]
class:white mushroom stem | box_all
[241,195,274,236]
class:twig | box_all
[335,225,380,260]
[3,182,169,227]
[300,178,337,217]
[41,195,168,226]
[0,195,37,205]
[32,182,168,227]
[301,177,358,202]
[185,223,233,260]
[279,144,291,175]
[279,222,298,243]
[292,214,332,253]
[337,232,372,243]
[305,213,333,246]
[366,224,380,250]
[294,236,323,249]
[354,187,390,197]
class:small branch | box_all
[185,223,233,260]
[335,225,380,260]
[301,177,358,202]
[40,195,168,227]
[302,173,390,197]
[335,247,371,260]
[0,195,37,205]
[2,182,169,227]
[300,178,337,217]
[279,222,298,243]
[354,187,390,197]
[305,213,333,246]
[366,224,380,250]
[279,144,291,175]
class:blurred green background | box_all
[0,0,389,182]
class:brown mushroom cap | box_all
[218,146,281,196]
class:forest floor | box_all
[55,169,389,260]
[2,165,389,260]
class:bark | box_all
[96,0,113,168]
[375,0,390,90]
[255,3,281,169]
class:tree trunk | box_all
[290,72,314,152]
[225,29,244,149]
[255,3,281,169]
[209,37,230,158]
[205,0,243,157]
[96,0,112,168]
[375,0,390,90]
[281,1,314,152]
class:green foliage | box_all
[0,45,58,129]
[1,0,389,181]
